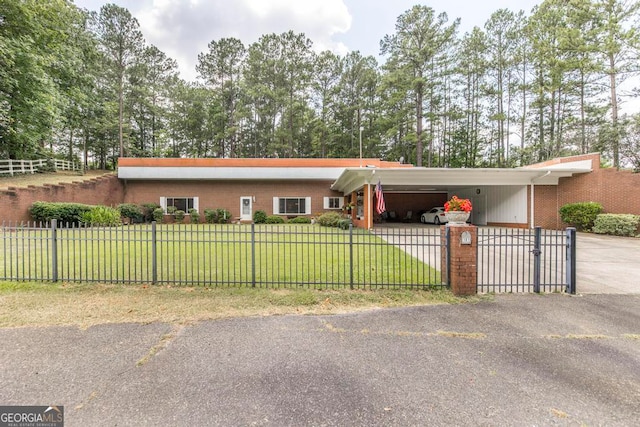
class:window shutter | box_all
[305,197,311,215]
[323,197,330,209]
[193,197,199,212]
[273,197,279,215]
[160,197,166,212]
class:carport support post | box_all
[441,224,477,296]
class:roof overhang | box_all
[118,166,346,180]
[331,165,592,194]
[117,157,408,181]
[116,156,592,192]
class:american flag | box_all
[375,180,386,214]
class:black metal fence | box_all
[0,221,445,289]
[476,226,576,294]
[1,221,576,293]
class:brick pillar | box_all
[441,225,477,296]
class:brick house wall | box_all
[3,153,636,228]
[0,174,124,223]
[533,153,640,229]
[122,179,344,219]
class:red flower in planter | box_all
[444,196,472,213]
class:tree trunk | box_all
[580,70,586,153]
[416,83,424,167]
[68,128,74,162]
[609,53,619,168]
[119,70,124,158]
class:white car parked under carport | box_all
[420,207,448,225]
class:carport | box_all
[331,159,592,229]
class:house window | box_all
[273,197,311,215]
[323,197,343,210]
[160,197,199,213]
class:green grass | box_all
[0,281,483,328]
[0,224,442,288]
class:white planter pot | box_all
[444,211,470,225]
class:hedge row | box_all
[31,202,322,227]
[30,202,121,226]
[30,202,94,225]
[252,210,312,224]
[560,202,639,236]
[593,214,640,237]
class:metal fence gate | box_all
[476,226,576,294]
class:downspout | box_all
[530,171,551,228]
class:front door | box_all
[471,195,487,225]
[240,196,252,221]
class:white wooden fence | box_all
[0,159,81,176]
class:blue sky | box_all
[74,0,542,81]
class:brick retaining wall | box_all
[0,174,124,223]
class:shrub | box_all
[316,212,342,227]
[152,208,164,223]
[188,208,200,224]
[593,214,640,237]
[216,208,231,223]
[117,203,143,223]
[30,201,93,225]
[80,206,121,226]
[204,208,232,224]
[289,216,311,224]
[253,210,267,224]
[204,209,217,224]
[174,209,185,223]
[337,218,352,230]
[37,159,56,173]
[559,202,603,231]
[166,205,177,215]
[141,203,161,222]
[265,215,285,224]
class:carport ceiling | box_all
[331,166,592,194]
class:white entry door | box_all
[471,195,487,225]
[240,196,252,221]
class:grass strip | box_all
[0,281,488,329]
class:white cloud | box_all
[134,0,352,81]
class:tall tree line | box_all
[1,0,639,169]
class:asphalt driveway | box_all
[577,232,640,294]
[1,294,639,426]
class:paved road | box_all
[1,295,639,426]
